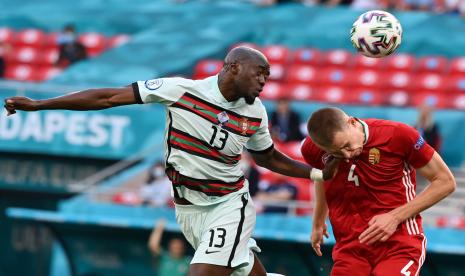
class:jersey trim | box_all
[227,194,247,267]
[246,144,274,154]
[171,92,262,137]
[169,128,241,165]
[166,167,245,197]
[131,82,143,104]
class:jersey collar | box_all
[356,118,369,145]
[210,75,229,104]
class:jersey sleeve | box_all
[246,105,274,153]
[131,77,188,105]
[392,123,435,169]
[300,137,325,170]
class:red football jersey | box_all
[301,119,435,243]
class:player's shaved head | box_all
[307,107,349,147]
[224,46,269,68]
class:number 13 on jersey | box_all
[348,164,360,186]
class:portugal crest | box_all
[239,118,249,135]
[368,148,381,165]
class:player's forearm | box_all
[254,149,311,178]
[35,89,120,111]
[312,181,328,227]
[390,177,455,223]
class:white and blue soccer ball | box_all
[350,10,403,58]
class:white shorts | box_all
[175,192,260,275]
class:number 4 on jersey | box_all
[348,164,359,186]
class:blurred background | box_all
[1,0,465,275]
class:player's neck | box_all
[217,72,239,102]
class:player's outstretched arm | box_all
[311,181,330,257]
[250,147,339,181]
[359,152,455,245]
[3,86,137,115]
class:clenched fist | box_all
[3,97,38,116]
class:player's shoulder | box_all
[300,136,326,168]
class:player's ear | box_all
[229,62,240,75]
[348,117,357,126]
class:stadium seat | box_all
[36,66,62,81]
[193,59,222,79]
[351,70,382,89]
[0,27,14,43]
[269,63,286,81]
[382,72,413,91]
[449,57,465,75]
[4,64,36,81]
[43,32,59,49]
[321,49,352,68]
[385,54,415,72]
[318,86,350,104]
[319,68,353,87]
[353,55,384,70]
[417,56,448,74]
[286,65,320,85]
[13,29,46,48]
[108,34,130,48]
[287,84,316,101]
[411,92,448,108]
[451,94,465,110]
[352,88,385,106]
[37,48,59,65]
[411,73,446,92]
[261,82,286,100]
[292,48,322,66]
[78,32,107,56]
[386,90,410,107]
[447,75,465,93]
[262,45,290,64]
[7,47,40,64]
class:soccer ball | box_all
[350,10,402,58]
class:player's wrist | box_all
[310,168,324,182]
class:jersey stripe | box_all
[169,128,240,165]
[415,234,427,276]
[403,163,420,235]
[166,168,245,196]
[172,93,261,137]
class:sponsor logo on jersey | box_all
[144,79,163,90]
[414,136,425,150]
[239,118,249,135]
[368,148,380,165]
[217,111,229,125]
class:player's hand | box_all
[358,212,400,245]
[311,223,329,257]
[3,97,38,116]
[322,155,340,181]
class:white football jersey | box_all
[132,75,273,205]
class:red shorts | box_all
[331,233,427,276]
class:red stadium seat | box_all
[352,88,385,106]
[7,47,40,64]
[451,94,465,110]
[261,82,286,100]
[78,32,106,57]
[386,54,415,72]
[36,66,62,81]
[318,86,349,104]
[320,68,353,87]
[386,90,410,107]
[262,45,290,64]
[417,56,448,74]
[287,84,316,101]
[0,27,14,43]
[449,57,465,75]
[292,48,322,66]
[447,75,465,93]
[193,59,223,79]
[353,55,384,70]
[412,74,446,92]
[321,49,352,68]
[13,29,46,48]
[43,32,59,48]
[411,92,448,108]
[37,48,59,65]
[286,65,320,85]
[352,70,382,89]
[108,34,130,48]
[269,63,286,81]
[382,72,413,91]
[5,64,36,81]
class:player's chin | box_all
[244,95,256,105]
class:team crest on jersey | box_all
[217,111,229,126]
[368,148,381,165]
[239,118,249,135]
[144,79,163,90]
